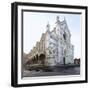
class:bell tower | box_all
[55,16,61,36]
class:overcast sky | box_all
[23,11,81,59]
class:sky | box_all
[23,11,81,59]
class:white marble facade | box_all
[44,16,74,66]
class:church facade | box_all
[25,16,74,67]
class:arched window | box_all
[64,49,66,55]
[63,32,66,40]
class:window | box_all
[49,50,52,54]
[63,32,66,40]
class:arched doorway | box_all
[39,54,46,65]
[63,48,66,65]
[63,57,65,65]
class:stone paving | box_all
[22,65,80,77]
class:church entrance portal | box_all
[39,54,46,65]
[63,57,65,65]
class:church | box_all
[25,16,74,67]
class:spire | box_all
[56,16,60,24]
[56,16,59,21]
[64,16,66,23]
[46,22,50,31]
